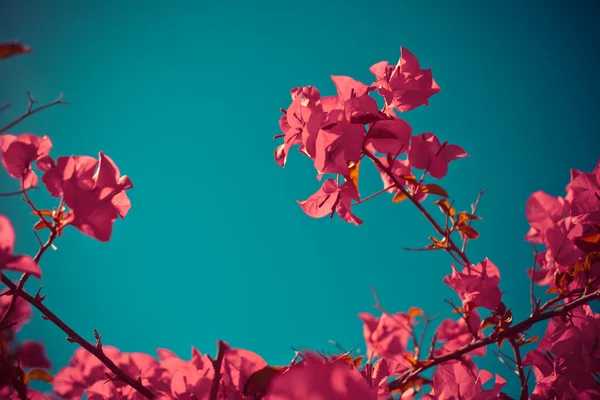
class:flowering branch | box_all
[363,148,472,268]
[0,273,157,399]
[0,91,69,134]
[0,177,58,331]
[387,288,600,391]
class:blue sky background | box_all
[1,0,599,397]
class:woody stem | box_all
[362,148,471,267]
[0,274,157,399]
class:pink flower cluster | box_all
[273,47,467,225]
[0,133,132,242]
[525,162,600,293]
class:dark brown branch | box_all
[0,274,157,399]
[388,289,600,391]
[509,339,528,400]
[209,341,227,400]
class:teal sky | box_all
[1,0,599,397]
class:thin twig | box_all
[0,92,69,134]
[460,189,487,253]
[363,148,472,269]
[351,185,395,207]
[0,187,39,197]
[530,245,539,315]
[0,178,56,330]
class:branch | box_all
[0,229,57,330]
[0,274,157,399]
[509,339,528,400]
[0,92,69,134]
[362,148,471,268]
[0,177,57,330]
[209,341,227,400]
[0,186,39,197]
[460,189,487,253]
[388,289,600,391]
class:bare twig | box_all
[0,92,69,134]
[0,187,38,197]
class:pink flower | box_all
[330,75,381,125]
[0,294,31,332]
[570,159,600,223]
[358,311,414,360]
[543,218,585,269]
[435,311,485,358]
[364,117,412,157]
[0,133,52,188]
[39,152,133,242]
[425,360,506,400]
[313,121,365,176]
[408,133,468,180]
[0,215,40,278]
[275,86,326,167]
[263,352,375,400]
[15,340,51,369]
[370,47,440,112]
[298,179,362,225]
[524,190,569,244]
[443,259,502,311]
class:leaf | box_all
[24,369,53,384]
[335,354,364,368]
[403,354,418,366]
[429,236,448,249]
[0,41,32,60]
[434,199,455,217]
[32,210,53,217]
[451,307,464,313]
[348,161,361,193]
[579,233,600,244]
[458,225,480,239]
[421,183,449,197]
[480,316,497,330]
[407,307,424,317]
[400,174,418,184]
[392,191,408,203]
[242,366,282,397]
[521,335,539,345]
[585,251,600,269]
[456,211,482,226]
[34,219,51,230]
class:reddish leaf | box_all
[0,41,32,60]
